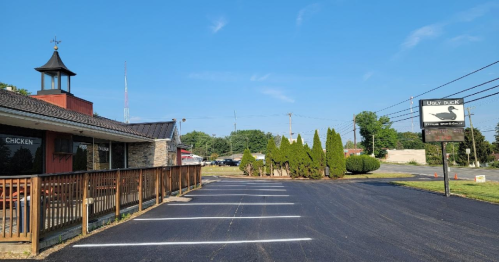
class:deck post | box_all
[139,169,143,211]
[115,170,121,219]
[31,177,41,255]
[179,167,182,195]
[82,173,88,236]
[155,168,160,205]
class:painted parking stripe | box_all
[202,189,286,191]
[185,194,289,197]
[167,203,294,206]
[219,183,283,185]
[73,238,312,247]
[134,216,301,221]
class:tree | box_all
[329,131,346,178]
[457,128,494,166]
[239,149,256,176]
[325,128,334,176]
[0,82,31,96]
[312,130,325,176]
[210,153,219,161]
[344,140,355,149]
[181,131,213,156]
[355,111,397,157]
[289,135,305,178]
[425,143,442,165]
[280,136,291,176]
[265,138,276,176]
[229,130,271,154]
[396,132,424,150]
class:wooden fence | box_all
[0,165,201,254]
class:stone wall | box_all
[127,140,168,168]
[385,149,426,165]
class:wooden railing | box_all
[0,165,201,254]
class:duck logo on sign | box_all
[419,98,465,128]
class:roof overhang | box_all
[0,107,153,143]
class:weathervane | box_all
[50,36,62,50]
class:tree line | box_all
[239,129,346,179]
[181,130,281,159]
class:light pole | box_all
[172,118,186,138]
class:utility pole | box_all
[288,113,293,141]
[372,135,375,157]
[466,107,479,167]
[234,110,237,133]
[410,96,414,132]
[353,114,357,150]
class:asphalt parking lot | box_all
[44,178,499,262]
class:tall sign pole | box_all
[288,113,293,140]
[441,142,450,197]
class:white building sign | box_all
[419,98,465,128]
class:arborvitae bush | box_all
[239,149,256,175]
[253,160,264,176]
[346,155,380,174]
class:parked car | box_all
[223,159,239,166]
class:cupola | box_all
[34,37,76,95]
[31,37,93,116]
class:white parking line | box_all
[134,216,301,221]
[248,186,285,188]
[73,238,312,247]
[202,189,286,191]
[219,181,279,183]
[168,203,294,205]
[185,194,289,197]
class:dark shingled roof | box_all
[127,122,175,139]
[0,89,152,138]
[35,51,76,76]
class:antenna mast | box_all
[234,110,237,133]
[124,61,130,124]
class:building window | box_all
[111,143,125,169]
[0,134,43,175]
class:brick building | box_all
[0,47,185,175]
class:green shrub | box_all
[408,159,419,165]
[346,155,363,173]
[346,155,380,174]
[490,161,499,168]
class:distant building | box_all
[344,149,363,157]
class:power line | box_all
[443,77,499,98]
[375,60,499,113]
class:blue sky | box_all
[1,0,499,144]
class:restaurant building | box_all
[0,47,185,175]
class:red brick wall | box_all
[32,94,93,116]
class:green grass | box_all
[202,166,243,176]
[342,173,414,179]
[392,180,499,204]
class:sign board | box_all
[422,128,465,142]
[466,148,471,155]
[419,99,465,128]
[475,175,486,183]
